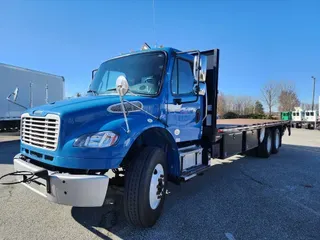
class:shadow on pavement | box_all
[71,143,320,239]
[71,191,127,240]
[0,140,20,164]
[282,144,320,153]
[71,206,120,239]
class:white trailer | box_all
[303,110,319,129]
[0,63,65,131]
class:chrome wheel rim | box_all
[275,130,280,149]
[267,134,272,153]
[259,128,265,143]
[149,163,164,210]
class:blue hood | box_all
[27,95,143,117]
[25,94,163,142]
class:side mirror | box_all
[116,76,129,96]
[193,55,200,81]
[13,87,19,102]
[199,55,207,82]
[193,55,207,82]
[92,69,98,80]
[7,87,27,109]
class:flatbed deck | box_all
[217,118,288,132]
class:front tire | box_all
[124,147,167,228]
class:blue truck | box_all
[8,46,291,227]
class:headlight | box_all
[73,131,119,148]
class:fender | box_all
[121,116,181,177]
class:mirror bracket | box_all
[116,76,130,133]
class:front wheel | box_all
[124,147,167,228]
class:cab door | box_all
[166,57,202,142]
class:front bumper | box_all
[13,154,109,207]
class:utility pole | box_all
[311,76,316,111]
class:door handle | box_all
[173,98,182,105]
[196,109,201,123]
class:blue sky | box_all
[1,0,319,105]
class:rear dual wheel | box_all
[257,128,281,158]
[257,129,272,158]
[271,128,281,154]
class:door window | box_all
[171,59,195,95]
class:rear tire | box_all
[257,129,272,158]
[124,147,167,228]
[271,128,281,154]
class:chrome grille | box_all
[21,113,60,151]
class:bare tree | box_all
[224,95,236,113]
[261,81,280,116]
[217,92,227,116]
[220,94,256,116]
[234,96,244,114]
[301,102,318,111]
[278,82,300,112]
[241,96,254,115]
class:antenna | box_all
[152,0,157,47]
[311,76,316,111]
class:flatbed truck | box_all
[4,47,291,228]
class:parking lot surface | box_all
[0,129,319,240]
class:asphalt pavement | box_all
[0,129,319,240]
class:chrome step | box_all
[179,145,203,172]
[180,164,210,181]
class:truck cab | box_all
[292,110,305,128]
[304,110,319,129]
[281,111,292,121]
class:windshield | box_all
[90,52,165,96]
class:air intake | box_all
[107,101,143,113]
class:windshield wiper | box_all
[102,88,137,96]
[87,89,98,95]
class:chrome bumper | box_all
[13,154,109,207]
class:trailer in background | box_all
[281,111,292,121]
[0,63,65,131]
